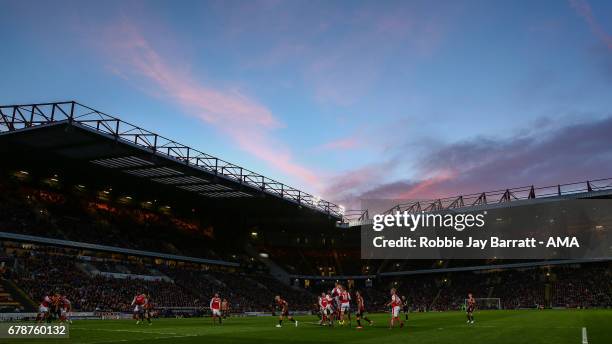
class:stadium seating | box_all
[3,244,609,314]
[0,178,240,263]
[0,174,610,315]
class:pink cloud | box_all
[395,169,456,200]
[101,20,322,190]
[319,137,360,151]
[570,0,612,50]
[108,22,278,128]
[325,165,383,198]
[327,115,612,208]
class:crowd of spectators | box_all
[11,251,198,312]
[367,265,610,311]
[0,178,241,263]
[8,250,315,313]
[4,248,611,314]
[0,176,610,315]
[551,265,611,308]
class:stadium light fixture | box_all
[259,252,269,258]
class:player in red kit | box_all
[386,288,404,329]
[318,292,332,326]
[274,295,298,328]
[36,295,51,323]
[210,293,222,325]
[338,286,351,326]
[131,293,149,325]
[60,295,72,324]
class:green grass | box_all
[6,310,611,344]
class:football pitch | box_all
[7,310,611,344]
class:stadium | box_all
[0,101,609,344]
[1,1,612,343]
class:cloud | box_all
[106,22,278,128]
[318,137,360,151]
[569,0,612,50]
[326,116,612,206]
[91,6,611,209]
[220,2,450,106]
[303,7,447,106]
[100,19,322,190]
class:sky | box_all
[1,0,611,209]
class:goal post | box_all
[464,298,501,310]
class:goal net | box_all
[464,298,501,310]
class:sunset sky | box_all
[1,0,611,208]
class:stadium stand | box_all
[0,178,238,263]
[1,240,609,315]
[0,101,609,320]
[0,172,610,315]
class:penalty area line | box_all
[582,327,588,344]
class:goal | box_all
[464,298,501,310]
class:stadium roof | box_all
[0,101,342,223]
[343,177,612,227]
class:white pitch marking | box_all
[81,334,198,344]
[71,328,178,335]
[582,327,588,344]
